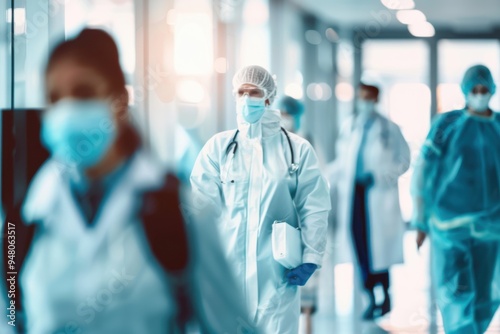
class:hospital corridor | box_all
[1,0,500,333]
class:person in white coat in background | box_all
[3,28,255,334]
[329,83,410,320]
[190,65,331,333]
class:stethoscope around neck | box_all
[225,127,299,175]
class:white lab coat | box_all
[329,112,410,272]
[19,150,254,334]
[190,110,330,333]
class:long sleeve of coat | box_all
[294,142,331,267]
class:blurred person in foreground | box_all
[412,64,500,334]
[1,28,255,334]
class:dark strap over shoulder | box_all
[140,173,189,274]
[140,173,192,328]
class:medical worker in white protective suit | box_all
[329,83,410,319]
[190,65,331,333]
[9,28,255,334]
[412,64,500,334]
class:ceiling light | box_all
[325,28,340,43]
[397,10,426,25]
[381,0,415,10]
[408,21,435,37]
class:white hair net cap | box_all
[232,65,277,103]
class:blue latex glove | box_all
[357,173,374,187]
[286,263,317,286]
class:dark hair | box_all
[359,83,380,99]
[46,28,126,97]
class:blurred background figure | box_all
[276,95,305,134]
[190,65,330,333]
[276,94,329,173]
[411,64,500,334]
[1,28,254,334]
[330,83,410,320]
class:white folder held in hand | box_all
[272,221,302,269]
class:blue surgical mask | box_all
[41,99,117,169]
[467,93,492,113]
[237,95,266,124]
[356,99,376,118]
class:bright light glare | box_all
[389,83,431,221]
[408,21,435,37]
[396,10,426,25]
[381,0,415,10]
[6,8,26,35]
[307,84,319,101]
[125,85,135,105]
[437,83,465,113]
[295,71,304,84]
[6,8,25,23]
[335,83,355,102]
[319,83,332,101]
[240,27,270,68]
[214,57,228,74]
[239,0,270,69]
[334,264,354,316]
[243,0,269,25]
[174,13,213,75]
[176,79,206,104]
[307,83,332,101]
[389,83,430,142]
[361,70,383,88]
[285,83,304,100]
[167,9,176,25]
[64,0,88,38]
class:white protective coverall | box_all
[190,109,330,333]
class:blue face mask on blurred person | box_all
[237,95,266,124]
[356,99,376,118]
[41,99,117,168]
[467,93,492,113]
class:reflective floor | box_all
[300,231,500,334]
